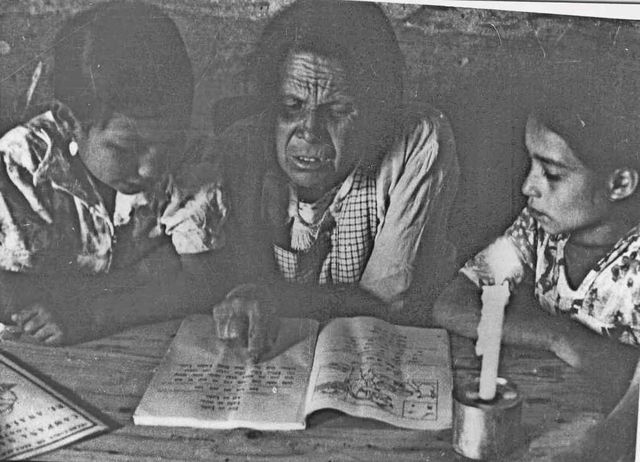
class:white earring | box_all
[69,140,78,156]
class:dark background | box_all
[1,0,639,263]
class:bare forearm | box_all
[434,274,553,343]
[432,275,483,338]
[551,363,639,462]
[434,275,638,370]
[500,286,563,350]
[595,380,638,457]
[0,271,50,320]
[433,275,554,349]
[62,251,232,343]
[271,281,391,323]
[506,285,639,384]
[80,275,193,339]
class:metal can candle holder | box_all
[453,377,523,460]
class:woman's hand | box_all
[212,283,279,361]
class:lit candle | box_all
[636,382,640,461]
[475,237,522,401]
[478,282,510,400]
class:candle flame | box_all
[482,236,524,286]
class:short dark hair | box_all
[53,1,194,127]
[532,59,640,175]
[253,0,404,118]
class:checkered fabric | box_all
[273,231,332,284]
[273,166,378,284]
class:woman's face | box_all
[522,115,612,243]
[79,112,186,194]
[274,51,360,202]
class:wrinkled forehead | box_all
[280,51,353,99]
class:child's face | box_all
[78,112,186,194]
[522,115,611,241]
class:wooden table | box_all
[0,320,608,461]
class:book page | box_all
[0,352,107,461]
[304,317,452,430]
[134,315,319,431]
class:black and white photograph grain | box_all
[0,0,639,460]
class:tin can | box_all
[452,377,523,460]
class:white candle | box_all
[475,236,522,401]
[478,282,510,400]
[636,383,640,462]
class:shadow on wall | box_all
[207,8,640,267]
[404,9,640,263]
[2,3,640,267]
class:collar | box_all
[286,168,359,251]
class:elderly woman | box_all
[212,0,460,357]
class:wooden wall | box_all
[1,1,639,261]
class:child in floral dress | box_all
[434,64,640,461]
[0,2,228,344]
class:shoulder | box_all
[0,111,53,172]
[401,102,453,139]
[608,229,640,277]
[378,104,456,170]
[374,104,458,192]
[0,102,80,175]
[505,207,546,251]
[0,106,113,273]
[507,207,540,240]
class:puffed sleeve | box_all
[0,107,114,274]
[159,137,229,255]
[359,107,460,307]
[0,124,56,272]
[460,208,537,287]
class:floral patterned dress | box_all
[461,207,640,346]
[0,102,226,276]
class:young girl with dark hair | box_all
[434,63,640,461]
[0,1,229,344]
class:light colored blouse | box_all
[211,105,460,308]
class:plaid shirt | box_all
[0,103,225,275]
[274,166,378,284]
[214,106,459,306]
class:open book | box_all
[133,315,452,431]
[0,351,107,460]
